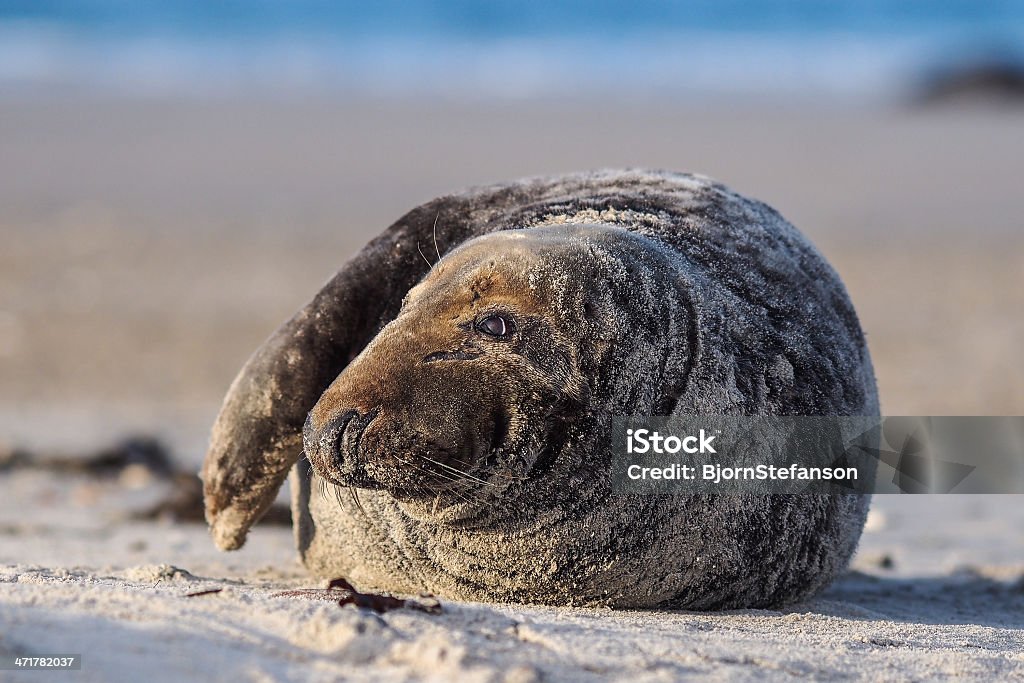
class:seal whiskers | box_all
[416,241,435,270]
[388,454,488,508]
[419,455,497,488]
[432,212,442,264]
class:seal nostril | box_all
[325,410,358,464]
[303,410,357,473]
[340,408,379,460]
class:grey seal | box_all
[202,169,878,609]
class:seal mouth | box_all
[365,439,487,499]
[308,407,492,500]
[307,406,544,527]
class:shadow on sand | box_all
[807,569,1024,628]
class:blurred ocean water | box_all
[1,1,1023,98]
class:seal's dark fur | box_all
[202,169,878,608]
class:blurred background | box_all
[1,0,1022,469]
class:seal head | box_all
[303,229,601,524]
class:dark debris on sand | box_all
[272,577,443,615]
[0,436,291,526]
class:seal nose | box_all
[303,408,381,483]
[303,410,353,474]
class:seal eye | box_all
[476,313,514,339]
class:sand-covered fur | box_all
[202,169,878,608]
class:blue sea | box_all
[2,1,1023,98]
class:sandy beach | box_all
[1,95,1023,680]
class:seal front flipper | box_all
[200,198,491,550]
[202,266,376,550]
